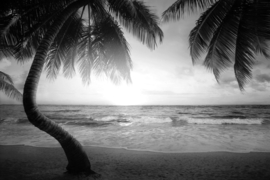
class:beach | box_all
[1,105,270,179]
[1,145,270,180]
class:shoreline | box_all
[2,143,270,154]
[1,145,270,180]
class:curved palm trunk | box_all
[23,0,96,175]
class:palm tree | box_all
[1,0,163,176]
[163,0,270,90]
[0,71,22,101]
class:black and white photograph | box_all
[1,0,270,179]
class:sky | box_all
[1,0,270,105]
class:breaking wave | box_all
[1,116,269,127]
[180,118,266,125]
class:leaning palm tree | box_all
[163,0,270,90]
[1,0,163,176]
[0,71,22,101]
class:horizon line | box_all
[1,103,270,106]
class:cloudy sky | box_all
[1,0,270,105]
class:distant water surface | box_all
[1,105,270,152]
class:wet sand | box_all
[1,145,270,180]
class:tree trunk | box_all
[23,0,96,175]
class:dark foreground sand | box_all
[1,145,270,180]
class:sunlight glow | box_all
[103,85,146,105]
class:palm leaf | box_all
[203,0,240,80]
[0,71,22,101]
[234,1,256,90]
[0,71,13,84]
[189,0,233,63]
[45,12,83,79]
[252,0,270,58]
[254,36,270,58]
[78,15,132,84]
[162,0,218,22]
[0,0,77,62]
[107,0,137,17]
[108,0,163,50]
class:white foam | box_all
[119,122,133,126]
[130,116,172,124]
[99,116,119,121]
[184,118,264,125]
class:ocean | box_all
[1,105,270,153]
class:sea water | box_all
[1,105,270,152]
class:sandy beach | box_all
[0,145,270,180]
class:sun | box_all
[103,85,146,105]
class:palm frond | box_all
[1,15,20,36]
[107,0,137,19]
[86,0,107,23]
[189,0,233,63]
[162,0,218,22]
[45,12,83,80]
[78,15,132,84]
[108,0,163,50]
[0,0,76,62]
[252,0,270,58]
[62,43,79,79]
[78,41,93,85]
[0,71,22,101]
[234,1,256,90]
[203,0,240,80]
[0,13,21,59]
[0,71,13,84]
[254,36,270,58]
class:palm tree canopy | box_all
[0,1,163,175]
[0,0,163,84]
[163,0,270,90]
[0,71,22,101]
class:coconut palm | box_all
[163,0,270,90]
[0,71,22,101]
[1,0,163,175]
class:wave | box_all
[262,120,270,125]
[0,118,29,124]
[43,110,81,113]
[61,118,131,127]
[131,116,172,124]
[210,115,247,119]
[62,120,112,127]
[46,115,94,121]
[182,118,265,125]
[191,115,247,120]
[2,115,269,127]
[98,116,122,121]
[231,111,244,115]
[177,112,191,115]
[15,118,29,123]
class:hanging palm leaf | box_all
[163,0,270,89]
[1,0,164,176]
[0,71,22,101]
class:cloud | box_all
[14,71,29,91]
[175,66,194,78]
[0,58,11,70]
[249,81,268,92]
[219,76,236,85]
[245,71,270,92]
[255,73,270,83]
[216,71,240,89]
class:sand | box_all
[1,145,270,180]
